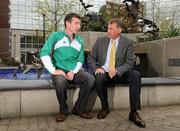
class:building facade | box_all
[6,0,180,63]
[10,0,43,63]
[9,0,83,63]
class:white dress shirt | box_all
[101,37,120,72]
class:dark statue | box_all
[122,0,159,37]
[79,0,107,32]
[80,0,159,38]
[122,0,141,20]
[79,0,93,11]
[13,53,44,79]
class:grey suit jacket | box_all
[90,35,135,78]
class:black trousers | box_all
[95,70,141,111]
[52,69,95,114]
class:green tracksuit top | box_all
[40,31,84,74]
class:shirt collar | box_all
[63,31,76,41]
[111,37,120,43]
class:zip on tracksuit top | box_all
[39,31,84,74]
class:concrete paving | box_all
[0,105,180,131]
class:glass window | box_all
[10,4,19,10]
[11,10,19,16]
[19,0,26,5]
[25,0,33,5]
[11,23,19,28]
[18,23,26,29]
[21,52,26,63]
[26,18,33,24]
[39,36,44,45]
[27,43,32,48]
[19,5,26,11]
[32,36,38,43]
[26,36,32,43]
[20,43,25,48]
[25,24,34,30]
[20,36,25,43]
[11,0,20,5]
[18,11,26,17]
[11,17,19,23]
[19,17,26,23]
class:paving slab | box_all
[0,105,180,131]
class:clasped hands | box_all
[95,68,117,78]
[54,70,74,80]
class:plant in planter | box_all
[161,24,180,38]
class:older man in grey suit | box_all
[90,18,145,128]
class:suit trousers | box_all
[95,69,141,111]
[52,69,95,114]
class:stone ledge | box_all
[1,77,180,118]
[1,77,180,91]
[141,77,180,86]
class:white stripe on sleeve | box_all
[71,62,82,74]
[40,56,56,74]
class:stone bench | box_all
[1,77,180,118]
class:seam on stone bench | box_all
[1,77,180,91]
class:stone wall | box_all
[134,36,180,77]
[79,31,142,50]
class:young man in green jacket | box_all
[40,13,95,122]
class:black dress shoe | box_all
[97,109,109,119]
[72,107,93,119]
[129,111,146,128]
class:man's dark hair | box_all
[109,18,125,29]
[64,13,81,28]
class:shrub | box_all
[161,24,180,38]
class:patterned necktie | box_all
[109,40,116,69]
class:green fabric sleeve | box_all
[39,32,57,57]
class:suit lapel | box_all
[103,38,110,62]
[116,36,125,61]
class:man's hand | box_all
[66,71,75,81]
[54,70,67,78]
[108,68,117,78]
[95,68,105,75]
